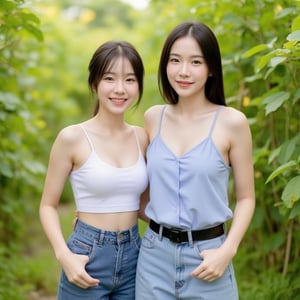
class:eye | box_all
[126,76,137,83]
[169,57,180,63]
[103,75,114,81]
[192,59,202,65]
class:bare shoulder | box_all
[218,106,252,149]
[55,124,84,147]
[144,105,166,138]
[220,106,249,129]
[144,105,165,121]
[144,104,166,129]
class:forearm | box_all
[39,205,70,260]
[222,197,255,256]
[138,210,150,223]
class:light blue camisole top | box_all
[145,105,233,230]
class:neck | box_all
[92,112,128,133]
[175,97,213,115]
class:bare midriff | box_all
[78,210,138,231]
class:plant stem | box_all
[283,219,294,276]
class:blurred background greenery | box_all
[0,0,300,299]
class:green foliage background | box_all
[0,0,299,299]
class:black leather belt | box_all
[149,219,224,243]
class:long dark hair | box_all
[88,41,144,115]
[158,21,225,105]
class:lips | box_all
[110,98,127,104]
[176,81,193,88]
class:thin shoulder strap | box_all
[80,124,94,150]
[208,106,223,137]
[132,126,142,153]
[156,105,167,135]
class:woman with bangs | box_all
[40,40,148,300]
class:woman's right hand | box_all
[59,250,100,289]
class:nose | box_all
[179,62,190,77]
[114,79,125,93]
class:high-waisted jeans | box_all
[136,226,238,300]
[58,219,141,300]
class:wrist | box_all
[55,246,70,262]
[220,242,237,259]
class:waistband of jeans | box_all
[149,219,224,243]
[74,218,138,244]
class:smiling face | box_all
[96,56,139,114]
[166,36,210,102]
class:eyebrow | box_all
[104,71,136,76]
[169,53,204,58]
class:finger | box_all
[191,267,204,277]
[72,273,100,288]
[199,268,223,282]
[190,262,205,277]
[85,274,100,286]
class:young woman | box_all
[136,21,255,299]
[39,40,148,300]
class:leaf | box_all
[289,201,300,219]
[255,52,275,72]
[265,160,297,183]
[292,15,300,31]
[276,8,295,19]
[293,88,300,105]
[283,40,298,49]
[0,161,14,178]
[23,23,44,41]
[0,0,16,11]
[269,56,286,68]
[263,232,285,253]
[287,30,300,41]
[20,12,40,25]
[278,136,300,164]
[282,176,300,208]
[262,91,290,115]
[242,44,268,58]
[0,92,22,111]
[22,160,46,175]
[268,147,280,164]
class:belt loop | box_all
[187,230,193,247]
[129,227,133,241]
[98,230,105,245]
[158,225,163,241]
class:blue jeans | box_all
[136,226,238,300]
[58,219,141,300]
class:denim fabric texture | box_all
[136,226,238,300]
[58,219,140,300]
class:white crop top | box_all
[69,125,148,213]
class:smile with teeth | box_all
[110,98,127,104]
